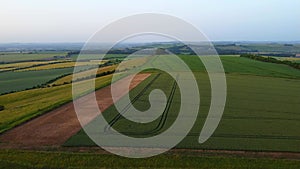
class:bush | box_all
[0,105,4,111]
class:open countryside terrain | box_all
[0,56,117,94]
[0,74,150,147]
[0,53,300,168]
[65,55,300,153]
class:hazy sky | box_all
[1,0,299,42]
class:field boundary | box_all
[0,73,151,148]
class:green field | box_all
[65,55,300,153]
[18,61,104,71]
[0,57,129,133]
[0,150,299,169]
[50,65,117,86]
[0,61,61,72]
[0,67,74,94]
[0,55,300,168]
[0,52,67,63]
[0,75,114,133]
[70,54,127,61]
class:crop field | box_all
[65,55,300,153]
[0,52,67,63]
[0,61,61,72]
[270,56,300,63]
[70,54,127,61]
[49,56,160,86]
[214,43,300,54]
[50,65,117,86]
[0,74,114,133]
[2,1,300,168]
[0,55,300,168]
[0,59,114,94]
[0,67,75,94]
[18,61,106,71]
[0,55,140,139]
[270,56,300,61]
[1,150,300,169]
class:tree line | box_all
[240,54,300,70]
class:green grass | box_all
[0,67,75,94]
[177,55,300,78]
[0,150,299,169]
[221,56,300,78]
[145,55,300,78]
[65,55,300,153]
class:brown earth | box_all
[0,73,151,148]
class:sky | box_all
[0,0,299,43]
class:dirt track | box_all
[0,73,151,148]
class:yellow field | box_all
[116,57,148,71]
[0,74,114,133]
[275,57,300,61]
[263,56,300,62]
[50,65,117,86]
[18,61,107,71]
[50,58,148,86]
[0,61,59,72]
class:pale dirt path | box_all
[0,73,151,148]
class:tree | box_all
[0,105,4,111]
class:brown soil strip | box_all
[0,73,151,148]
